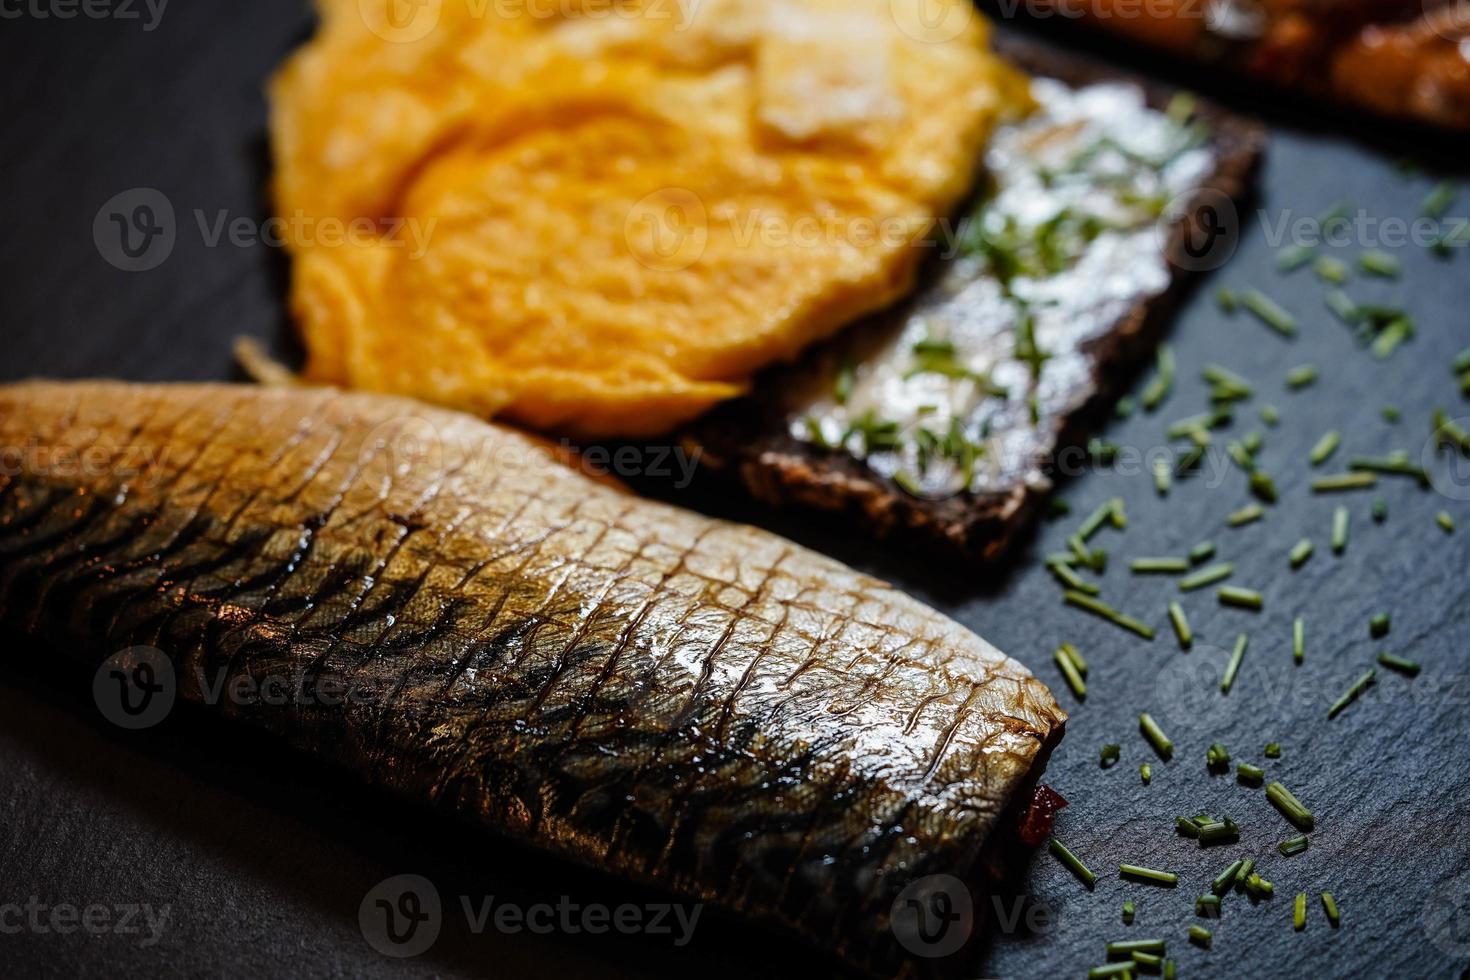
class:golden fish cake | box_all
[271,0,1029,436]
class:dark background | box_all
[3,3,1470,977]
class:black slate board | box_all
[2,4,1469,978]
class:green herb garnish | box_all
[1050,838,1096,889]
[1238,763,1265,785]
[1139,713,1173,760]
[1168,601,1193,650]
[1293,617,1305,664]
[1132,557,1189,574]
[1289,538,1314,569]
[1358,250,1401,278]
[1309,430,1341,466]
[1294,891,1308,931]
[1120,865,1178,887]
[1219,585,1264,610]
[1285,364,1318,389]
[1312,472,1378,492]
[1321,892,1340,927]
[1370,612,1390,637]
[1065,591,1156,639]
[1055,646,1088,699]
[1313,255,1349,284]
[1332,505,1349,553]
[1101,743,1122,768]
[1180,562,1234,591]
[1188,925,1212,948]
[1265,742,1281,758]
[1328,668,1376,719]
[1241,288,1297,337]
[1228,503,1265,526]
[1222,633,1248,693]
[1377,651,1421,676]
[1439,511,1457,534]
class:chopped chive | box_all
[1202,363,1253,392]
[1101,743,1122,768]
[1244,873,1275,899]
[1107,938,1167,957]
[1189,540,1216,564]
[1116,396,1137,419]
[1332,506,1349,553]
[1132,950,1163,970]
[1153,457,1172,496]
[1219,586,1265,610]
[1050,838,1096,889]
[1358,250,1401,277]
[1382,404,1402,423]
[1167,601,1193,650]
[1377,652,1421,676]
[1266,780,1315,830]
[1132,557,1190,574]
[1265,742,1282,758]
[1238,762,1265,785]
[1285,364,1318,389]
[1321,892,1340,927]
[1141,346,1176,412]
[1180,562,1234,591]
[1140,762,1152,785]
[1188,925,1212,948]
[1050,560,1101,595]
[1206,742,1231,771]
[1313,255,1349,284]
[1349,456,1430,485]
[1294,892,1307,931]
[1312,472,1378,492]
[1211,859,1244,896]
[1370,316,1414,359]
[1222,633,1248,693]
[1176,816,1201,838]
[1216,287,1238,312]
[1369,612,1390,638]
[1164,959,1177,979]
[1434,408,1470,454]
[1196,894,1220,916]
[1373,498,1388,522]
[1261,403,1280,426]
[1123,899,1136,924]
[1243,431,1263,454]
[1226,440,1255,472]
[1054,646,1088,700]
[1228,503,1264,526]
[1120,864,1178,887]
[1279,835,1310,856]
[1289,538,1314,569]
[1293,617,1304,664]
[1088,964,1134,979]
[1059,641,1089,675]
[1235,858,1256,890]
[1138,713,1173,760]
[1439,511,1457,534]
[1078,500,1115,541]
[1326,289,1360,324]
[1250,471,1278,504]
[1328,668,1377,719]
[1065,591,1156,639]
[1309,430,1341,466]
[1276,244,1315,272]
[1196,818,1240,845]
[1455,345,1470,375]
[1424,181,1458,218]
[1241,288,1297,337]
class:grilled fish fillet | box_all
[0,381,1064,975]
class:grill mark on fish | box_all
[0,381,1064,978]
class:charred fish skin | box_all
[0,381,1063,976]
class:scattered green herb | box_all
[1285,364,1319,388]
[1241,288,1297,337]
[1065,591,1156,639]
[1332,506,1349,553]
[1289,538,1314,569]
[1265,742,1281,758]
[1181,562,1234,591]
[1219,586,1265,610]
[1279,835,1309,857]
[1328,668,1376,719]
[1439,511,1457,534]
[1309,430,1341,466]
[1188,925,1212,948]
[1294,891,1308,931]
[1101,743,1122,768]
[1050,838,1096,889]
[1140,763,1152,785]
[1121,864,1178,887]
[1370,612,1390,638]
[1228,503,1265,526]
[1168,602,1193,650]
[1222,633,1248,693]
[1139,713,1173,760]
[1312,472,1378,492]
[1322,892,1340,927]
[1313,255,1349,284]
[1293,617,1305,665]
[1377,652,1421,676]
[1238,763,1265,785]
[1358,250,1401,278]
[1055,646,1088,699]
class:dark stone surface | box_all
[1,3,1468,978]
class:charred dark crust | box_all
[686,38,1266,565]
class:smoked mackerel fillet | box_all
[0,381,1064,976]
